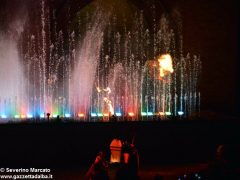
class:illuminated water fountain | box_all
[0,0,201,122]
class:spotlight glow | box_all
[27,114,33,118]
[147,112,153,116]
[178,111,184,115]
[78,113,84,117]
[91,113,97,117]
[14,115,20,118]
[141,112,147,116]
[53,114,58,118]
[115,112,122,117]
[159,112,165,116]
[40,113,45,118]
[1,115,7,119]
[65,113,71,118]
[128,112,134,117]
[20,115,26,118]
[165,112,172,116]
[97,113,103,117]
[103,113,109,117]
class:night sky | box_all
[179,0,239,116]
[0,0,239,117]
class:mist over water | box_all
[0,35,26,116]
[70,8,109,116]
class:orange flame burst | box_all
[158,54,174,78]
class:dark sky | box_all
[178,0,239,116]
[0,0,239,116]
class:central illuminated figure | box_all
[96,86,114,116]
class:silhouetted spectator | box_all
[85,151,109,180]
[110,115,117,122]
[206,144,240,179]
[116,142,139,180]
[56,115,61,122]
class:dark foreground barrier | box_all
[0,118,239,168]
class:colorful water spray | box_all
[0,0,201,122]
